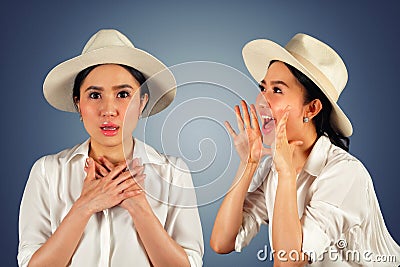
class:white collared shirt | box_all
[18,138,204,267]
[235,135,400,266]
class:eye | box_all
[273,87,282,94]
[117,91,130,98]
[89,92,101,99]
[258,84,266,92]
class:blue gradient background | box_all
[2,1,399,266]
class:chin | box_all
[92,134,122,147]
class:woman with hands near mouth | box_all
[18,29,203,267]
[211,34,400,266]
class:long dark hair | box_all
[72,64,150,111]
[270,60,350,151]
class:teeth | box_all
[102,127,117,130]
[261,115,274,120]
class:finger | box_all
[284,104,292,112]
[276,109,290,137]
[95,161,109,177]
[122,185,142,193]
[234,105,244,131]
[224,121,237,137]
[118,174,146,192]
[113,168,144,186]
[86,164,105,179]
[85,158,96,181]
[126,165,145,177]
[120,189,143,200]
[289,140,304,147]
[133,174,146,185]
[99,156,115,172]
[250,104,261,134]
[241,100,251,129]
[126,158,142,171]
[104,162,128,181]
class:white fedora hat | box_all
[43,29,176,117]
[242,33,353,137]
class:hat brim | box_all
[242,39,353,137]
[43,46,176,117]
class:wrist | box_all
[233,161,259,185]
[239,160,259,170]
[277,169,296,180]
[125,196,150,217]
[72,197,94,218]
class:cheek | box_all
[126,96,141,116]
[272,104,304,129]
[123,98,141,125]
[79,101,97,118]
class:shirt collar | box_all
[302,135,332,176]
[132,138,166,165]
[65,138,90,164]
[65,138,166,165]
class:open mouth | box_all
[100,126,119,131]
[261,115,275,134]
[100,123,120,136]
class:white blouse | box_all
[18,138,204,267]
[235,135,400,266]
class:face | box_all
[75,64,148,149]
[256,61,309,142]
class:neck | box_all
[89,137,134,165]
[291,127,318,174]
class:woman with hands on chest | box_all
[211,33,400,266]
[18,29,203,267]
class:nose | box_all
[100,99,117,117]
[257,92,271,109]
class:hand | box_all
[273,106,303,178]
[77,158,140,214]
[225,100,271,164]
[94,157,147,211]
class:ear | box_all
[139,93,149,114]
[73,96,81,113]
[305,99,322,120]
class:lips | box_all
[100,122,119,136]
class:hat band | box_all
[290,52,339,102]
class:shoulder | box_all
[138,141,196,205]
[310,137,371,207]
[30,141,88,174]
[323,140,368,178]
[135,138,187,169]
[309,135,367,178]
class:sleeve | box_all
[300,159,368,263]
[17,156,51,267]
[164,157,204,267]
[235,179,269,252]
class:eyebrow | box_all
[260,80,289,88]
[84,84,135,92]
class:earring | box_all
[79,114,83,121]
[303,117,309,123]
[138,114,142,119]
